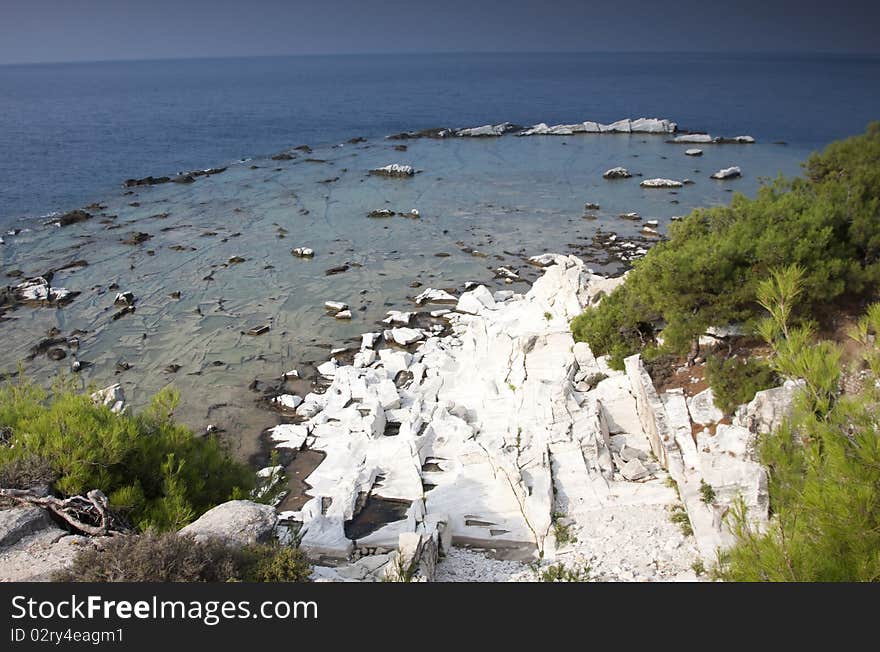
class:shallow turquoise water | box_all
[0,130,809,459]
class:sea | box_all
[1,51,878,462]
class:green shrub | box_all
[55,531,311,582]
[535,562,591,582]
[0,379,253,531]
[571,123,880,363]
[705,355,779,415]
[715,296,880,581]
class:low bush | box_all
[571,123,880,367]
[705,354,778,415]
[55,531,311,582]
[0,378,253,531]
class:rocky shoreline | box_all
[0,116,798,581]
[246,253,791,581]
[0,252,797,582]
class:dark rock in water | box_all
[393,145,408,151]
[368,209,395,218]
[108,282,119,290]
[348,137,367,144]
[585,202,601,210]
[325,264,350,276]
[172,174,196,184]
[116,360,132,372]
[6,270,23,278]
[434,252,451,258]
[124,175,171,187]
[56,210,92,227]
[164,364,181,374]
[387,127,452,140]
[247,325,270,336]
[28,337,66,359]
[228,256,246,265]
[51,259,89,274]
[111,305,135,320]
[47,347,66,361]
[114,291,135,306]
[169,291,181,299]
[121,232,152,245]
[271,152,295,161]
[294,144,312,153]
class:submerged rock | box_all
[55,209,92,227]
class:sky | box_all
[0,0,878,65]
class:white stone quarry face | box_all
[277,254,775,581]
[282,255,692,578]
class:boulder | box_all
[687,388,724,426]
[324,300,348,312]
[273,394,303,410]
[603,167,631,179]
[620,458,650,481]
[90,383,126,414]
[414,288,457,304]
[389,327,424,346]
[640,178,683,188]
[369,164,415,177]
[0,507,54,549]
[673,134,714,143]
[178,500,277,546]
[456,285,496,315]
[710,166,742,180]
[734,379,804,435]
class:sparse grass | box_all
[551,511,577,546]
[534,562,592,582]
[699,480,716,505]
[544,312,553,321]
[691,559,706,576]
[670,505,693,537]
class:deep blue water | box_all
[1,51,879,228]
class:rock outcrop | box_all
[710,166,742,180]
[178,500,277,546]
[0,506,93,581]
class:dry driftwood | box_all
[0,487,130,536]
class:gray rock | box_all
[620,445,647,463]
[620,458,650,482]
[734,379,805,435]
[0,507,54,549]
[178,500,277,547]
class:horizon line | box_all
[2,48,879,68]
